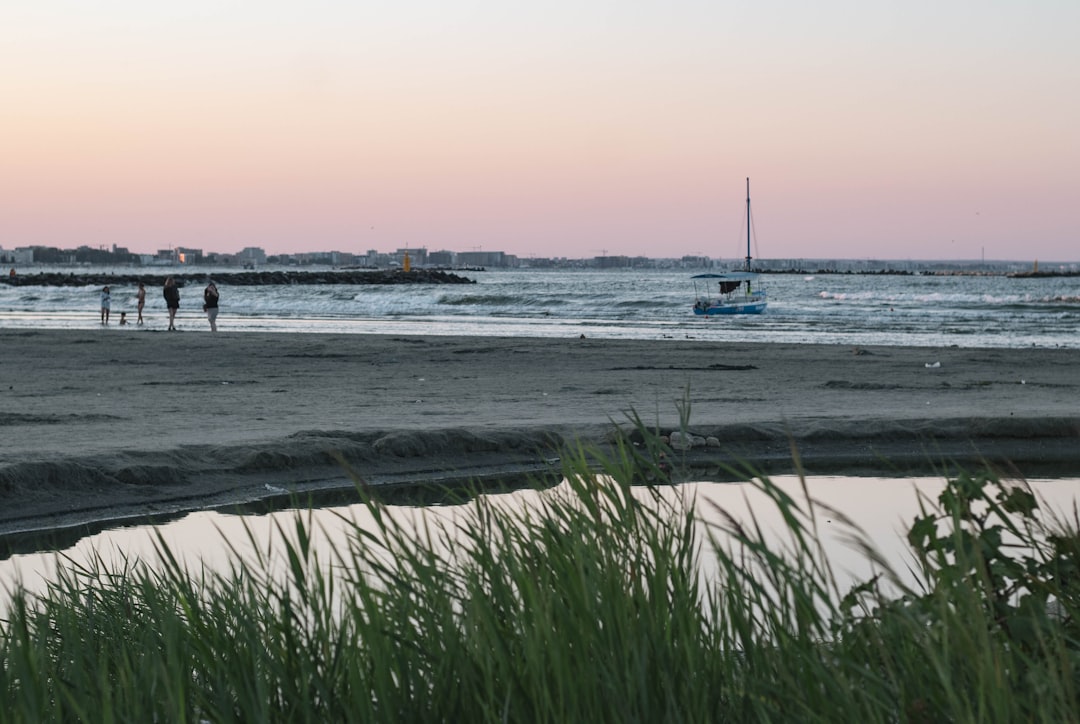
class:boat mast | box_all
[745,177,752,271]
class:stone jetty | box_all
[2,269,476,287]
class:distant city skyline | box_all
[4,240,1075,271]
[2,2,1077,262]
[4,236,1078,266]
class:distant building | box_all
[521,256,558,268]
[325,251,360,266]
[360,249,390,267]
[680,255,710,268]
[2,246,36,264]
[428,250,455,267]
[238,247,267,266]
[594,255,631,269]
[457,250,506,268]
[74,245,119,264]
[295,251,337,265]
[176,247,203,264]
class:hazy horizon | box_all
[12,247,1076,267]
[3,2,1077,261]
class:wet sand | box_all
[2,328,1078,539]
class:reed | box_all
[1,427,1078,722]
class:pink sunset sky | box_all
[2,2,1077,261]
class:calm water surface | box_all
[4,475,1078,606]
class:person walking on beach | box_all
[136,282,146,325]
[100,286,111,324]
[203,280,219,332]
[163,277,180,330]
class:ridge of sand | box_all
[2,329,1078,544]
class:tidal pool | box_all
[3,475,1078,607]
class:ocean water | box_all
[2,266,1078,348]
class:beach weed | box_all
[0,420,1078,721]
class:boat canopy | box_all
[691,272,759,281]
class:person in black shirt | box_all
[163,277,180,331]
[203,281,219,332]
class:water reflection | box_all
[3,475,1078,606]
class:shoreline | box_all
[2,329,1078,548]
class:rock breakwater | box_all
[2,269,476,287]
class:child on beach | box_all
[100,286,111,324]
[119,312,128,325]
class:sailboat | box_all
[691,177,768,315]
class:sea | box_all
[2,265,1078,348]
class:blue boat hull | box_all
[693,300,768,315]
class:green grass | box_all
[2,427,1079,722]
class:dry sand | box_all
[2,328,1078,541]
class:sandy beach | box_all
[2,328,1078,541]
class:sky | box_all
[2,1,1078,261]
